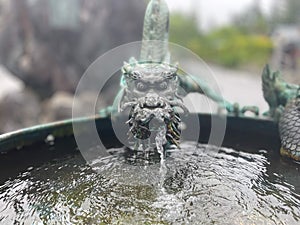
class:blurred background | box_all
[0,0,299,134]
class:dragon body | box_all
[262,65,300,161]
[279,98,300,161]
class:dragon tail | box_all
[140,0,170,63]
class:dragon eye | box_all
[131,71,141,79]
[163,71,175,79]
[159,81,168,90]
[136,82,147,91]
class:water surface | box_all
[0,142,300,224]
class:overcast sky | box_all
[165,0,275,30]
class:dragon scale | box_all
[279,98,300,161]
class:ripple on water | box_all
[0,142,300,224]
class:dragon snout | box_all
[139,94,166,109]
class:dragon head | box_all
[121,60,179,102]
[262,64,284,107]
[120,60,183,147]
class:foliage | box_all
[169,13,200,47]
[169,13,273,69]
[198,27,273,68]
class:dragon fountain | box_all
[0,1,299,224]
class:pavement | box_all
[182,63,269,114]
[210,64,268,113]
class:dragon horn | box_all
[140,0,170,63]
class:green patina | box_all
[262,64,300,161]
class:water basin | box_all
[0,115,299,224]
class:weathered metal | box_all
[0,116,102,153]
[0,114,279,154]
[262,64,300,161]
[279,98,300,161]
[108,0,239,153]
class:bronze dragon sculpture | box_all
[100,0,242,156]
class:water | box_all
[0,142,300,224]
